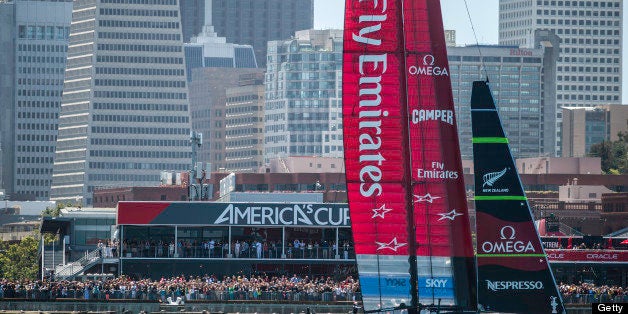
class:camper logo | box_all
[482,168,509,193]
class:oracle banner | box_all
[545,250,628,263]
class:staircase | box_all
[559,222,585,237]
[54,249,101,280]
[42,250,64,271]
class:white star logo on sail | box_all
[437,209,463,221]
[414,193,441,203]
[375,238,407,252]
[371,204,392,219]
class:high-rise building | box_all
[561,105,628,157]
[224,73,265,173]
[0,0,72,201]
[51,0,192,206]
[188,67,262,172]
[448,42,558,159]
[264,29,343,162]
[183,0,257,81]
[180,0,314,66]
[499,0,623,154]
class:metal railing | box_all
[561,294,627,304]
[54,249,102,280]
[1,288,625,305]
[0,288,360,303]
[121,244,356,260]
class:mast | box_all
[471,81,566,313]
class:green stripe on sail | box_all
[472,137,509,144]
[476,254,547,258]
[474,196,527,201]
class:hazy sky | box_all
[313,0,627,103]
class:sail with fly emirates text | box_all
[342,0,477,311]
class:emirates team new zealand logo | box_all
[482,168,509,193]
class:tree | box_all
[0,236,39,280]
[588,132,627,174]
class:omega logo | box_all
[500,225,516,240]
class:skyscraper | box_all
[0,0,72,201]
[51,0,191,206]
[448,42,558,159]
[224,73,265,173]
[499,0,623,154]
[183,0,257,81]
[188,67,262,172]
[264,29,343,162]
[180,0,314,66]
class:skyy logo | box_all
[482,168,509,193]
[425,278,448,288]
[385,278,407,287]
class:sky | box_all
[313,0,627,103]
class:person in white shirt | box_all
[256,241,262,259]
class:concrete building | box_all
[51,0,192,206]
[188,68,263,172]
[267,157,344,174]
[183,0,257,81]
[264,29,343,162]
[180,0,314,66]
[448,41,558,159]
[559,180,613,203]
[516,157,602,175]
[224,73,265,173]
[561,105,628,157]
[0,0,72,201]
[499,0,623,154]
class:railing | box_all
[121,244,356,260]
[54,249,102,280]
[0,289,360,303]
[561,294,628,304]
[1,288,625,305]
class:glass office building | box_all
[264,29,343,162]
[448,44,558,159]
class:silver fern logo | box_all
[482,168,509,193]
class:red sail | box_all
[344,0,477,311]
[403,0,475,259]
[343,0,410,257]
[343,0,413,310]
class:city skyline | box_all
[313,0,628,103]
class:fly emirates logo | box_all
[352,0,389,197]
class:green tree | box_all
[588,132,627,174]
[0,236,39,280]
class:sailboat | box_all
[343,0,476,312]
[342,0,564,313]
[471,80,565,313]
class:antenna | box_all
[189,131,211,201]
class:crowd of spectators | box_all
[1,275,626,305]
[0,274,360,302]
[120,238,355,260]
[559,282,627,303]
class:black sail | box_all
[471,81,565,313]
